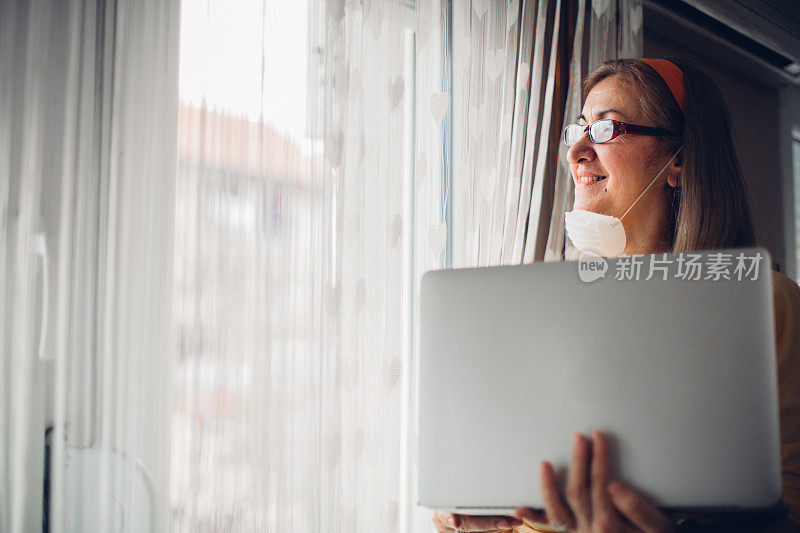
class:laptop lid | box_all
[418,248,781,514]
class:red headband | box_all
[639,58,685,113]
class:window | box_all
[173,0,421,529]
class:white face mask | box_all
[565,147,683,258]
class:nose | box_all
[566,131,596,165]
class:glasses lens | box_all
[589,120,614,143]
[564,124,584,146]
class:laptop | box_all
[418,248,781,515]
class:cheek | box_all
[603,148,649,192]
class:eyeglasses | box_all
[563,119,677,146]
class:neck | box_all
[621,201,671,255]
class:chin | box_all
[572,197,602,213]
[573,186,611,214]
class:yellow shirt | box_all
[771,270,800,524]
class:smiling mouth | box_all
[577,176,607,185]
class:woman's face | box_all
[567,75,678,245]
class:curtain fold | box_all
[320,0,412,530]
[411,1,453,529]
[545,0,590,261]
[1,0,179,531]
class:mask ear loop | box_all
[619,146,683,221]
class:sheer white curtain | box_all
[172,0,423,530]
[1,0,178,532]
[172,1,327,529]
[1,0,643,531]
[320,0,416,531]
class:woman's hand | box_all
[431,512,523,532]
[514,431,675,533]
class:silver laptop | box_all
[418,248,781,514]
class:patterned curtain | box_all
[554,0,643,261]
[319,0,416,530]
[449,0,643,268]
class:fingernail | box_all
[496,518,512,529]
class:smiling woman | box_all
[436,58,800,533]
[569,59,756,257]
[555,58,800,531]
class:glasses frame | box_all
[563,119,678,146]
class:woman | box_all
[432,58,800,532]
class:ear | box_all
[666,152,682,188]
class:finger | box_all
[451,514,522,532]
[432,518,451,532]
[565,433,592,524]
[432,512,455,532]
[590,430,622,530]
[608,481,674,533]
[539,461,573,529]
[512,507,547,524]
